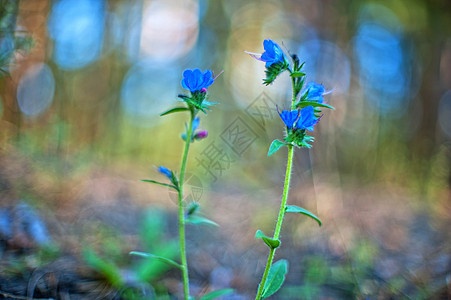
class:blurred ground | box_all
[0,149,450,299]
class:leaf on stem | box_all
[129,251,182,269]
[199,288,234,300]
[141,179,178,191]
[160,106,190,116]
[261,259,289,299]
[186,215,218,226]
[285,205,322,226]
[268,139,289,156]
[296,101,335,110]
[255,230,280,249]
[290,71,306,77]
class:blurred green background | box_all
[1,0,450,299]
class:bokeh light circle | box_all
[298,39,351,95]
[120,59,179,127]
[17,63,55,117]
[47,0,105,70]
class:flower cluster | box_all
[247,39,334,152]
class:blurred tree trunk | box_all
[0,0,21,141]
[412,0,451,193]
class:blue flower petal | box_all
[192,117,200,131]
[278,109,300,129]
[302,82,327,103]
[296,106,319,131]
[260,39,285,67]
[181,68,215,92]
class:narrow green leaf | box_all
[141,179,178,191]
[83,248,124,288]
[129,251,182,269]
[268,139,289,157]
[262,259,289,299]
[296,101,335,110]
[200,288,234,300]
[186,215,218,226]
[160,106,190,116]
[285,205,322,226]
[290,71,306,77]
[255,230,281,249]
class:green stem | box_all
[255,146,294,300]
[255,76,298,300]
[178,109,195,300]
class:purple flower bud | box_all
[194,130,208,140]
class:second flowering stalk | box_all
[247,39,333,300]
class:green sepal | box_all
[199,288,234,300]
[186,215,218,226]
[261,259,289,299]
[263,61,289,86]
[268,139,290,156]
[170,171,179,188]
[160,106,190,116]
[290,71,306,78]
[285,205,322,226]
[284,131,314,149]
[129,251,182,270]
[296,101,335,110]
[255,230,280,249]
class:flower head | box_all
[296,106,319,131]
[261,39,286,67]
[157,166,172,180]
[302,82,332,103]
[245,39,286,68]
[181,69,215,93]
[278,108,300,129]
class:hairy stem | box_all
[178,110,195,300]
[255,76,298,300]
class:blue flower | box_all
[245,39,286,68]
[157,166,172,180]
[278,108,300,129]
[302,82,331,103]
[181,69,214,93]
[261,39,286,67]
[192,117,200,131]
[296,106,319,131]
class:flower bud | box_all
[194,130,208,140]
